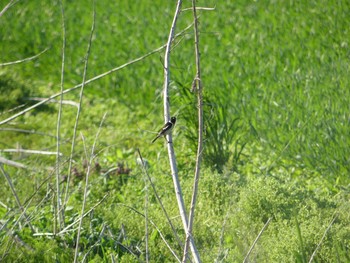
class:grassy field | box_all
[0,0,349,262]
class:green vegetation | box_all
[0,0,349,262]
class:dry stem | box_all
[308,214,338,263]
[137,149,183,258]
[182,0,204,261]
[243,217,272,263]
[73,5,96,262]
[54,0,67,231]
[163,1,200,262]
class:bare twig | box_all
[308,214,338,263]
[0,104,26,116]
[34,193,109,236]
[74,132,92,262]
[0,221,33,253]
[11,187,37,234]
[141,152,150,263]
[0,0,19,17]
[63,1,96,220]
[163,1,182,120]
[182,0,204,262]
[75,111,107,248]
[55,0,66,232]
[243,217,272,263]
[163,1,200,262]
[0,149,62,156]
[137,149,183,258]
[0,164,35,233]
[118,203,181,262]
[29,97,79,107]
[182,6,216,12]
[0,48,49,67]
[0,156,28,169]
[73,5,96,262]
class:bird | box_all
[151,116,176,143]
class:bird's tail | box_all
[151,135,160,143]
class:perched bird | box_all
[151,116,176,143]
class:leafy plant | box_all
[180,86,246,172]
[204,102,246,172]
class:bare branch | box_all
[243,217,272,263]
[56,193,109,235]
[182,0,204,261]
[117,203,182,263]
[55,0,67,232]
[35,193,109,237]
[308,215,338,263]
[29,97,79,107]
[0,48,49,67]
[0,220,33,252]
[0,0,13,17]
[73,5,96,262]
[182,6,216,12]
[163,1,201,262]
[0,156,28,169]
[140,149,150,263]
[0,164,35,233]
[0,149,62,156]
[0,0,19,17]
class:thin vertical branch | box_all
[182,1,204,262]
[63,1,95,213]
[164,0,184,226]
[74,110,107,263]
[55,0,66,233]
[163,0,181,121]
[142,156,149,263]
[144,186,149,263]
[73,133,89,263]
[73,4,96,262]
[163,1,201,262]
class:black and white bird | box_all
[151,116,176,143]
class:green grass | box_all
[1,0,350,262]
